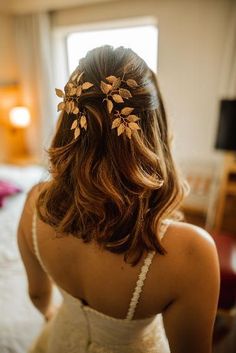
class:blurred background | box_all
[0,0,235,352]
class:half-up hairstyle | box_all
[37,45,188,265]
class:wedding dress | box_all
[29,213,171,353]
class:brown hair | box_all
[37,45,188,265]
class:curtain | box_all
[14,12,55,162]
[207,1,236,230]
[219,0,236,98]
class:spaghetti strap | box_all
[126,251,155,320]
[125,219,172,320]
[32,209,48,274]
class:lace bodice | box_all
[29,213,171,353]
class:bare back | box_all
[23,186,176,319]
[18,184,220,353]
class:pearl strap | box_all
[125,219,172,320]
[32,209,48,274]
[125,251,155,320]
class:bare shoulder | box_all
[163,220,218,259]
[160,220,219,292]
[24,181,50,213]
[26,181,49,206]
[18,182,49,234]
[161,222,220,353]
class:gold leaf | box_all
[107,99,113,113]
[77,71,84,83]
[57,102,65,111]
[76,85,82,96]
[84,123,87,131]
[82,82,94,90]
[125,127,132,139]
[121,107,134,116]
[65,101,71,114]
[80,115,87,128]
[71,119,78,130]
[119,88,132,99]
[126,79,138,88]
[117,123,125,136]
[100,81,112,94]
[69,87,77,96]
[111,118,121,129]
[112,77,121,90]
[55,88,64,98]
[128,122,140,130]
[127,114,139,122]
[67,83,73,89]
[106,75,117,83]
[73,107,79,114]
[112,94,124,103]
[74,127,81,139]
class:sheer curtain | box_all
[206,1,236,229]
[14,12,55,162]
[219,0,236,98]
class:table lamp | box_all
[9,106,31,128]
[7,106,31,163]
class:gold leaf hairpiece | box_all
[55,71,93,139]
[55,69,141,140]
[111,108,140,139]
[100,73,141,139]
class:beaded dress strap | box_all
[125,251,155,320]
[32,209,48,274]
[125,219,172,320]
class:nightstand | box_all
[214,154,236,232]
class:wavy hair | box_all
[37,45,188,265]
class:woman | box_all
[18,45,220,353]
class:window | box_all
[66,25,158,74]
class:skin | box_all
[18,183,220,353]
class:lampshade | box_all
[215,99,236,151]
[9,106,31,128]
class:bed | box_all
[0,163,48,353]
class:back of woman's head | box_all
[37,45,188,265]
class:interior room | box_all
[0,0,235,352]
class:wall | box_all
[0,13,18,83]
[0,13,19,161]
[0,0,116,14]
[0,0,233,166]
[52,0,233,165]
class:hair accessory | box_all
[100,75,140,139]
[55,71,94,139]
[55,71,140,140]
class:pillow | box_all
[0,180,22,208]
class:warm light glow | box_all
[9,106,31,128]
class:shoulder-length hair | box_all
[37,45,188,265]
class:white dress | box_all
[29,213,171,353]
